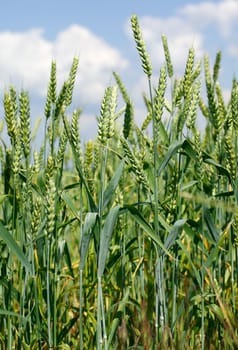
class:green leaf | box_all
[164,219,186,252]
[57,315,79,343]
[62,240,74,278]
[158,120,169,146]
[204,233,226,269]
[62,115,97,212]
[124,205,172,257]
[157,140,184,176]
[107,288,130,346]
[0,309,24,318]
[0,221,31,273]
[203,157,231,180]
[80,212,98,271]
[208,303,224,323]
[181,180,198,191]
[181,139,197,159]
[177,239,202,290]
[103,160,124,209]
[204,208,220,243]
[60,190,81,220]
[98,206,120,277]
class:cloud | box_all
[0,25,129,106]
[122,0,238,135]
[1,1,237,142]
[0,29,52,92]
[179,0,238,38]
[228,45,238,57]
[53,25,128,104]
[138,16,204,73]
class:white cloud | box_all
[0,25,129,106]
[0,29,52,92]
[228,44,238,57]
[53,25,128,104]
[1,1,237,142]
[179,0,238,38]
[78,112,98,142]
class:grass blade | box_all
[103,160,124,209]
[0,221,31,272]
[124,205,172,257]
[157,140,184,176]
[98,205,120,278]
[164,219,186,252]
[80,212,98,271]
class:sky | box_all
[0,0,238,143]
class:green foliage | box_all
[0,15,238,350]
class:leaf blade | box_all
[0,222,31,272]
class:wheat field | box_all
[0,15,237,349]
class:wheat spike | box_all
[19,90,31,159]
[120,136,150,192]
[45,60,57,119]
[131,15,152,78]
[84,140,94,194]
[98,86,117,144]
[123,100,134,139]
[45,177,56,236]
[57,129,68,166]
[12,134,22,176]
[54,82,68,119]
[183,48,195,97]
[4,91,17,144]
[154,65,167,124]
[225,128,236,180]
[162,35,173,78]
[71,109,82,161]
[232,210,238,247]
[213,51,222,83]
[113,71,130,103]
[33,150,40,174]
[186,80,201,130]
[204,55,221,133]
[65,56,79,106]
[45,155,55,190]
[31,198,42,236]
[230,78,238,130]
[215,82,226,125]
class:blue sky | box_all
[0,0,238,141]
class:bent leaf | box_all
[164,219,186,253]
[124,205,172,257]
[157,140,184,176]
[80,212,98,271]
[98,206,120,277]
[0,222,31,272]
[103,160,124,209]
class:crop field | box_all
[0,15,237,349]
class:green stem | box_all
[46,237,52,348]
[148,78,160,240]
[97,277,102,350]
[201,205,205,350]
[79,269,83,350]
[97,143,108,349]
[31,246,41,349]
[79,181,84,350]
[99,279,107,349]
